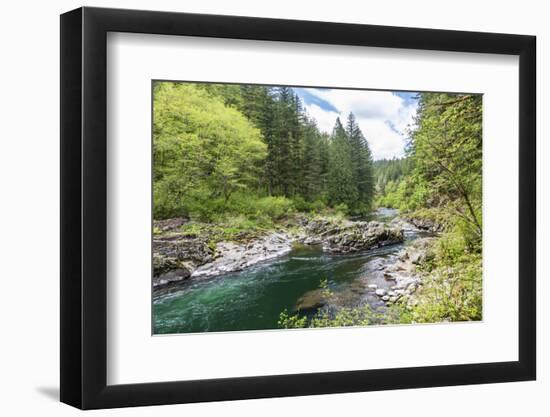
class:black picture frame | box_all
[60,6,536,410]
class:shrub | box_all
[279,279,380,329]
[153,179,189,219]
[310,200,326,212]
[334,203,349,216]
[251,196,294,220]
[409,230,482,323]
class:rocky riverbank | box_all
[368,237,434,308]
[153,216,404,291]
[292,227,435,314]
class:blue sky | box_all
[293,87,419,160]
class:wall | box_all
[0,0,545,415]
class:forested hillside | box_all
[375,93,482,243]
[153,82,375,223]
[375,93,483,322]
[373,157,412,206]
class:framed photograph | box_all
[60,6,536,409]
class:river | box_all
[153,208,425,334]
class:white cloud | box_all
[301,89,418,160]
[304,103,340,135]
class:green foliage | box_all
[279,279,392,329]
[214,215,269,241]
[292,196,326,212]
[185,192,295,223]
[327,116,375,214]
[372,92,483,324]
[278,310,308,328]
[250,196,295,220]
[333,203,349,217]
[373,157,412,208]
[179,222,209,238]
[178,212,280,246]
[153,82,267,219]
[278,304,375,329]
[154,81,377,222]
[376,94,482,243]
[408,93,482,239]
[408,231,483,322]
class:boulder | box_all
[153,266,192,288]
[406,216,444,233]
[152,234,215,289]
[314,220,404,253]
[192,233,292,278]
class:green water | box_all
[153,208,413,334]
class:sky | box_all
[293,87,419,160]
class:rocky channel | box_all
[292,229,434,313]
[153,216,405,291]
[367,237,434,308]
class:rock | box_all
[369,236,436,307]
[384,272,395,280]
[311,220,403,254]
[154,235,214,267]
[375,288,386,296]
[154,217,189,232]
[406,283,417,294]
[398,250,409,261]
[152,226,293,288]
[152,235,214,289]
[152,215,411,295]
[153,267,192,288]
[410,251,426,265]
[296,289,327,311]
[382,295,390,301]
[192,232,292,278]
[303,236,322,245]
[406,216,444,233]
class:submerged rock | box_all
[295,288,328,311]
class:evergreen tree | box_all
[328,118,357,208]
[345,113,374,212]
[300,118,325,201]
